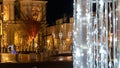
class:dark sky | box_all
[46,0,73,26]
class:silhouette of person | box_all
[8,44,17,54]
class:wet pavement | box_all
[0,53,73,68]
[1,53,47,63]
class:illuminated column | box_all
[9,0,15,21]
[73,0,91,68]
[117,0,120,52]
[3,0,15,21]
[73,0,118,68]
[0,20,2,53]
[117,0,120,68]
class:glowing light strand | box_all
[73,0,118,68]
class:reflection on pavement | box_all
[1,53,47,63]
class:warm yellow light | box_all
[47,40,50,44]
[54,39,57,44]
[66,38,70,42]
[3,15,9,22]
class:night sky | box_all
[46,0,73,26]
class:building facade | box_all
[46,17,73,54]
[0,0,47,53]
[0,0,74,55]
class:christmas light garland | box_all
[73,0,118,68]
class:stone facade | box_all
[46,17,73,53]
[0,0,47,53]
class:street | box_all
[0,61,73,68]
[0,53,73,68]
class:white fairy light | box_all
[73,0,118,68]
[109,12,112,18]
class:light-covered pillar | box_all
[116,0,120,68]
[117,0,120,52]
[73,0,91,68]
[73,0,118,68]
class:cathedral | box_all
[0,0,47,53]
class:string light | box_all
[73,0,119,68]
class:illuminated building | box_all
[0,0,47,53]
[46,17,73,54]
